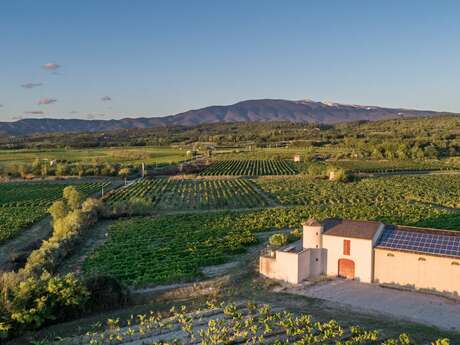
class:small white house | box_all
[260,218,460,297]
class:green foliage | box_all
[63,186,82,210]
[257,174,460,210]
[0,182,109,243]
[201,160,297,176]
[83,213,258,285]
[0,186,107,338]
[81,301,449,345]
[268,233,289,247]
[106,178,271,211]
[0,271,88,334]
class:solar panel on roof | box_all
[376,228,460,257]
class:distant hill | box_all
[0,99,454,136]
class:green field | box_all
[0,181,110,243]
[257,175,460,209]
[106,178,272,210]
[83,213,258,285]
[330,159,459,173]
[0,146,186,166]
[201,160,297,176]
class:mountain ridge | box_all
[0,99,455,136]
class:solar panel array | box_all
[377,227,460,257]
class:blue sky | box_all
[1,0,459,121]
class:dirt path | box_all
[58,220,114,275]
[0,216,51,271]
[285,279,460,333]
[0,180,124,272]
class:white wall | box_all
[322,235,374,283]
[374,248,460,297]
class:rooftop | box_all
[322,218,383,240]
[376,225,460,258]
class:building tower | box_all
[302,218,325,277]
[302,218,323,249]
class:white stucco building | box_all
[260,218,460,297]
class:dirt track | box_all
[286,279,460,332]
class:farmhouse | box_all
[260,218,460,297]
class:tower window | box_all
[343,240,350,255]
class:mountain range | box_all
[0,99,455,136]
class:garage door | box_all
[338,259,355,279]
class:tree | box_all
[48,200,68,220]
[63,186,82,210]
[119,167,131,185]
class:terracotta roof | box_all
[322,218,383,240]
[303,218,322,226]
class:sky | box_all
[0,0,460,121]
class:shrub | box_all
[0,271,89,334]
[269,233,289,247]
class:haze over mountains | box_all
[0,99,454,136]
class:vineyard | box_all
[105,178,272,210]
[257,174,460,210]
[61,301,450,345]
[330,159,459,173]
[83,194,456,287]
[200,160,297,176]
[83,213,257,285]
[0,181,110,243]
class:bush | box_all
[84,274,128,311]
[0,271,88,335]
[269,233,289,247]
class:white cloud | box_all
[37,97,57,105]
[21,82,43,89]
[42,63,60,70]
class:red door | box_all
[338,259,355,279]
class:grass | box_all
[0,146,187,166]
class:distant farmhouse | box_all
[260,219,460,297]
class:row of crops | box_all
[84,195,457,286]
[200,160,297,176]
[77,302,443,345]
[83,213,257,285]
[105,178,272,210]
[0,181,110,243]
[257,175,460,210]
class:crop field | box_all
[0,146,186,166]
[105,177,272,210]
[83,194,457,287]
[200,160,297,176]
[257,175,460,209]
[331,159,458,173]
[75,301,446,345]
[0,181,110,243]
[83,213,257,285]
